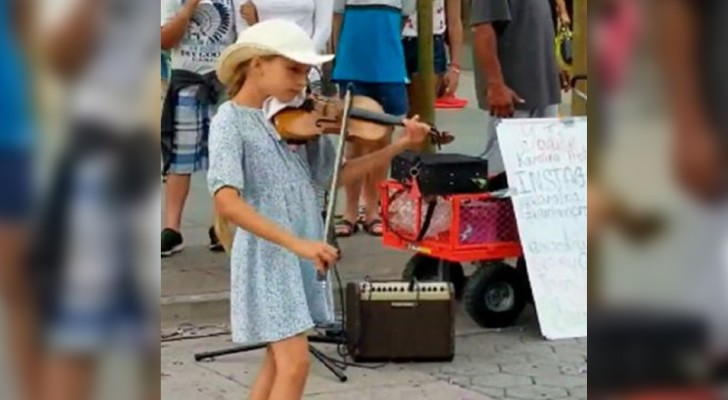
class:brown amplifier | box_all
[345,281,456,362]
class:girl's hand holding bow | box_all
[400,115,432,150]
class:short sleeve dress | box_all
[207,101,337,345]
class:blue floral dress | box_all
[207,102,337,345]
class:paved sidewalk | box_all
[162,310,587,400]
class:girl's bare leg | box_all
[268,334,310,400]
[42,354,97,400]
[0,226,39,400]
[249,346,276,400]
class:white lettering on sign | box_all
[497,118,588,340]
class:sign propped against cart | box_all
[497,117,587,340]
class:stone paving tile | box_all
[505,385,568,399]
[417,324,587,400]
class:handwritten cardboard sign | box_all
[497,117,587,340]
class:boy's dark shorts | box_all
[403,34,448,77]
[0,149,33,222]
[337,81,409,117]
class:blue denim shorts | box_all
[0,149,33,222]
[337,81,409,117]
[403,34,449,76]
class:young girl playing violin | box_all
[208,19,432,400]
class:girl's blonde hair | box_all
[224,55,279,98]
[226,61,251,99]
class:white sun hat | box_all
[216,19,335,86]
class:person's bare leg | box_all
[144,350,160,400]
[163,174,191,231]
[42,354,97,400]
[0,226,39,400]
[361,132,392,234]
[249,346,276,400]
[268,334,310,400]
[406,80,416,117]
[336,142,363,236]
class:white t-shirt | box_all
[232,0,333,52]
[402,0,446,37]
[161,0,238,74]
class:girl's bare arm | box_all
[214,188,300,250]
[161,0,201,50]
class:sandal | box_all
[335,219,359,237]
[362,218,384,237]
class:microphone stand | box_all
[193,87,357,383]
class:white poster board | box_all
[496,117,587,340]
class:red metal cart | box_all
[379,179,532,328]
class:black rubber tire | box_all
[515,257,534,304]
[402,254,466,299]
[463,262,529,328]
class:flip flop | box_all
[435,95,469,109]
[362,218,384,237]
[335,219,359,237]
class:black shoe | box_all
[209,226,224,252]
[161,228,184,257]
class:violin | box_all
[272,94,455,147]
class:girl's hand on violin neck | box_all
[400,115,431,149]
[289,238,339,273]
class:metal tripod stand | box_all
[193,87,357,383]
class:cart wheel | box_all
[402,254,466,299]
[463,262,528,328]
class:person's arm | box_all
[654,1,705,133]
[312,0,334,52]
[471,0,523,116]
[337,118,430,187]
[161,0,201,51]
[654,0,727,201]
[444,0,463,94]
[554,0,571,26]
[332,0,345,52]
[43,0,103,79]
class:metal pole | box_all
[570,0,594,304]
[413,0,436,153]
[571,0,587,118]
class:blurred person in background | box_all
[161,0,237,257]
[401,0,464,107]
[331,0,415,238]
[471,0,570,177]
[654,0,728,364]
[35,0,159,398]
[0,1,40,399]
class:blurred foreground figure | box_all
[0,1,40,399]
[592,1,728,397]
[34,0,159,399]
[654,0,728,360]
[656,0,728,202]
